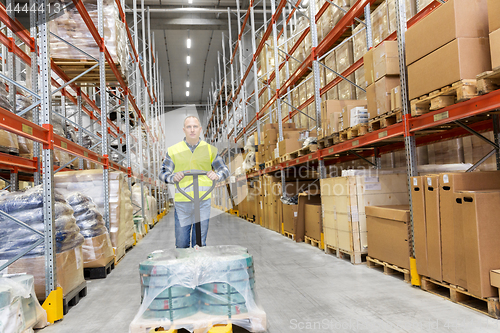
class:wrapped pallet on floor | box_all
[54,170,134,263]
[132,184,158,226]
[0,186,85,300]
[320,173,408,264]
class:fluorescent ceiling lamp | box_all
[187,38,191,48]
[187,56,191,64]
[188,0,192,3]
[186,91,190,96]
[186,81,190,87]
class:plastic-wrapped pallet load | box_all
[371,1,389,46]
[49,0,127,77]
[130,245,266,332]
[54,170,134,262]
[352,24,367,63]
[0,186,85,299]
[66,193,115,268]
[0,84,19,155]
[0,274,48,332]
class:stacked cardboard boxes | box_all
[319,100,367,138]
[411,171,500,298]
[406,0,491,100]
[488,0,500,68]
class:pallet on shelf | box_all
[366,256,410,283]
[325,245,367,265]
[83,258,115,280]
[52,58,127,86]
[420,277,500,319]
[63,281,87,315]
[278,153,292,163]
[289,144,318,159]
[317,134,338,149]
[476,66,500,95]
[339,124,368,142]
[368,110,403,132]
[410,79,477,117]
[304,236,322,250]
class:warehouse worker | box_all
[159,115,230,248]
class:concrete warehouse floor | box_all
[43,209,500,333]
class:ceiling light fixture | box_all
[187,56,191,64]
[188,0,192,3]
[187,38,191,48]
[186,91,190,96]
[186,81,190,88]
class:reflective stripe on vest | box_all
[168,140,217,202]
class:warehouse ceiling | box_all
[126,0,272,110]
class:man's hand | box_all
[206,171,219,182]
[173,172,185,183]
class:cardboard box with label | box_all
[391,86,402,111]
[490,28,500,69]
[304,203,322,241]
[373,41,400,81]
[296,191,321,243]
[487,0,500,33]
[424,175,442,282]
[411,176,428,277]
[366,84,376,119]
[366,205,411,269]
[375,76,400,117]
[460,190,500,298]
[278,139,302,156]
[408,38,491,100]
[321,100,367,136]
[405,0,489,65]
[282,204,299,234]
[364,48,375,87]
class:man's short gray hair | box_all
[183,115,201,127]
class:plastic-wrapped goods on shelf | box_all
[298,85,308,129]
[51,115,72,168]
[130,245,266,332]
[355,66,367,100]
[371,1,389,46]
[0,83,11,111]
[338,75,357,100]
[0,274,47,332]
[427,138,465,165]
[463,131,497,171]
[54,170,134,262]
[0,85,19,155]
[294,17,309,64]
[14,94,35,159]
[352,24,367,62]
[49,0,127,77]
[417,0,434,12]
[324,52,337,85]
[336,39,354,74]
[387,0,416,34]
[66,192,115,268]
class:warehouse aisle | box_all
[43,210,500,333]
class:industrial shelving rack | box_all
[205,0,500,264]
[0,0,167,299]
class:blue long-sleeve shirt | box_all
[159,138,230,184]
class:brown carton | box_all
[375,76,400,117]
[408,38,491,100]
[488,0,500,32]
[296,192,321,242]
[411,176,428,277]
[282,204,299,234]
[424,175,442,281]
[490,28,500,69]
[304,203,322,241]
[373,41,400,81]
[366,205,410,270]
[491,270,500,289]
[405,0,489,65]
[321,100,366,136]
[329,112,341,136]
[461,190,500,298]
[453,193,467,289]
[390,86,402,111]
[278,139,302,156]
[366,84,376,119]
[363,48,375,87]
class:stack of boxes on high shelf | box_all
[223,0,500,309]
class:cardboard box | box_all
[282,204,299,234]
[488,0,500,32]
[439,171,500,287]
[408,38,491,100]
[491,270,500,289]
[82,233,115,268]
[461,190,500,298]
[405,0,489,65]
[296,192,321,242]
[366,205,410,269]
[278,139,302,156]
[390,86,402,111]
[341,104,368,129]
[366,84,376,119]
[424,175,442,281]
[363,48,375,86]
[373,41,400,81]
[264,129,278,145]
[304,203,322,241]
[411,176,428,277]
[328,112,341,136]
[453,193,467,289]
[375,76,400,117]
[490,28,500,69]
[321,100,367,136]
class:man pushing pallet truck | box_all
[129,116,266,333]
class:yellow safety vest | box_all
[168,140,217,202]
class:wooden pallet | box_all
[129,312,266,333]
[476,66,500,95]
[83,258,115,280]
[420,277,500,319]
[52,58,127,86]
[264,160,273,168]
[368,110,402,132]
[339,124,368,142]
[410,80,477,117]
[277,153,292,163]
[325,245,367,265]
[0,145,19,155]
[63,281,87,315]
[304,236,322,250]
[289,144,318,159]
[317,134,337,149]
[283,231,295,240]
[366,256,410,283]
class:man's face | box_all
[183,118,202,141]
